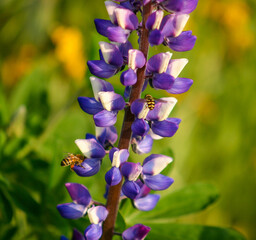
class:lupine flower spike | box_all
[57,0,197,239]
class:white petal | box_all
[98,91,117,111]
[105,1,119,23]
[168,58,188,78]
[174,14,190,37]
[157,97,177,121]
[152,10,164,30]
[159,52,172,73]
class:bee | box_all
[61,153,85,169]
[145,94,155,110]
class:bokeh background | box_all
[0,0,255,239]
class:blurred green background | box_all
[0,0,255,239]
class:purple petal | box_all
[72,229,85,240]
[84,224,102,240]
[85,133,97,140]
[87,60,117,78]
[148,29,164,46]
[107,26,130,43]
[136,182,151,198]
[99,41,123,67]
[124,86,131,98]
[146,10,164,30]
[114,8,138,30]
[61,236,68,240]
[98,91,125,111]
[90,76,114,100]
[131,135,153,154]
[93,110,117,127]
[128,49,146,70]
[94,19,115,37]
[96,126,118,147]
[73,158,101,177]
[75,139,106,158]
[142,154,173,175]
[131,99,149,119]
[143,174,174,190]
[146,97,177,121]
[65,183,92,206]
[152,73,175,90]
[122,224,151,240]
[122,180,140,199]
[161,0,198,14]
[118,41,133,61]
[120,68,137,86]
[57,203,87,219]
[131,118,150,137]
[167,31,197,52]
[88,206,108,224]
[167,77,193,94]
[120,162,142,181]
[105,167,122,186]
[134,194,160,211]
[78,97,104,115]
[146,52,172,73]
[151,118,181,137]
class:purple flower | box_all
[95,126,118,149]
[133,180,160,211]
[57,183,92,219]
[84,206,109,240]
[78,77,125,127]
[142,154,174,191]
[146,52,193,93]
[94,2,139,43]
[131,96,180,139]
[71,138,105,177]
[160,0,199,14]
[120,49,146,86]
[122,224,151,240]
[131,134,153,154]
[105,148,129,186]
[88,41,132,78]
[145,10,196,52]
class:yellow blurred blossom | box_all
[51,26,86,84]
[1,44,36,87]
[200,0,254,56]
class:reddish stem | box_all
[101,2,153,240]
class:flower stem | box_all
[101,2,153,240]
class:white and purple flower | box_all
[94,1,138,43]
[57,183,92,219]
[78,77,125,127]
[105,147,130,186]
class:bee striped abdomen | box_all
[145,94,155,110]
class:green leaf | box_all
[147,223,246,240]
[0,226,18,240]
[115,211,126,233]
[8,183,40,216]
[0,187,13,223]
[126,183,219,224]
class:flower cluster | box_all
[57,0,198,239]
